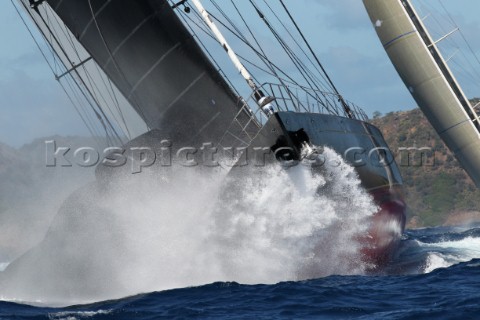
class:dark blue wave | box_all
[1,226,480,320]
[405,225,480,243]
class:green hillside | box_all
[370,102,480,228]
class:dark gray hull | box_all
[243,112,403,191]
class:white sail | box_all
[363,0,480,187]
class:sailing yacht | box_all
[14,0,406,263]
[363,0,480,187]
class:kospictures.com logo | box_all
[45,140,436,173]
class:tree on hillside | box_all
[373,111,382,119]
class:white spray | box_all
[0,147,377,306]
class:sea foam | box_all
[0,147,377,305]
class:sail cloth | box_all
[44,0,259,147]
[363,0,480,187]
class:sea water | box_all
[0,148,479,319]
[1,228,479,319]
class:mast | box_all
[363,0,480,187]
[190,0,275,117]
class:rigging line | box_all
[181,2,332,113]
[62,74,105,142]
[210,0,288,98]
[59,61,104,138]
[210,0,249,43]
[42,6,60,74]
[257,10,337,114]
[451,59,480,86]
[421,11,480,86]
[76,55,125,136]
[211,0,279,107]
[56,12,131,140]
[47,10,68,67]
[186,4,298,88]
[211,0,283,93]
[61,27,120,131]
[83,58,130,140]
[261,0,331,88]
[229,1,288,88]
[78,62,123,143]
[42,9,69,83]
[78,36,133,138]
[175,4,243,99]
[205,17,299,114]
[455,47,480,84]
[64,81,103,144]
[275,0,333,90]
[451,50,480,89]
[275,0,343,98]
[87,0,150,131]
[31,1,122,142]
[182,4,272,127]
[70,1,130,141]
[175,0,257,128]
[12,0,103,140]
[217,4,275,83]
[67,73,110,140]
[438,1,480,77]
[78,15,133,144]
[455,33,480,82]
[420,3,455,43]
[51,8,111,103]
[247,0,336,107]
[278,33,335,100]
[191,7,312,92]
[66,68,117,145]
[100,66,133,140]
[61,61,110,143]
[44,8,112,137]
[423,2,480,83]
[12,1,55,77]
[186,6,267,124]
[278,0,352,117]
[438,0,460,28]
[188,7,247,96]
[188,10,268,101]
[40,6,58,73]
[245,2,312,91]
[185,5,277,104]
[44,8,80,97]
[62,80,105,137]
[61,68,105,143]
[185,7,271,83]
[271,29,334,112]
[63,74,103,141]
[229,0,301,113]
[429,1,480,95]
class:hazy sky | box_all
[1,0,479,146]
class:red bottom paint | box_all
[361,186,407,267]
